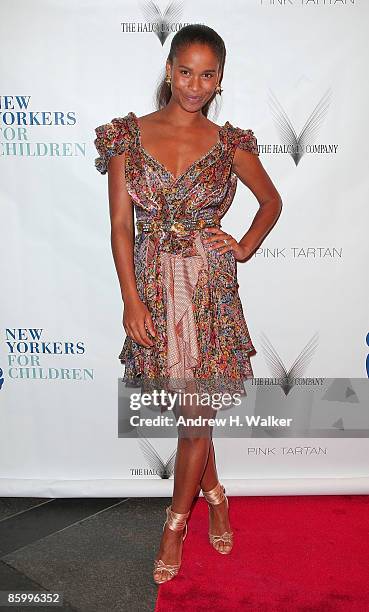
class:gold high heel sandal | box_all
[153,505,190,584]
[202,482,233,554]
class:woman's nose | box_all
[188,77,201,92]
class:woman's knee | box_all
[177,434,211,450]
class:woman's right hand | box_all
[122,296,156,348]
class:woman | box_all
[94,24,282,584]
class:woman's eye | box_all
[178,70,213,78]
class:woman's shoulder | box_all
[224,119,259,155]
[93,112,136,174]
[94,111,135,141]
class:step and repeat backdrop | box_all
[1,0,368,497]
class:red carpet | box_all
[155,494,369,611]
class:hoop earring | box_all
[215,83,223,95]
[165,74,171,86]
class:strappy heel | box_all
[202,481,233,554]
[153,505,190,585]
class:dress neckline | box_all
[129,111,229,185]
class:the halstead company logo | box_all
[267,89,336,165]
[1,328,93,387]
[132,432,176,479]
[121,1,191,45]
[0,95,85,159]
[259,331,319,395]
[259,0,356,6]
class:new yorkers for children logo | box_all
[1,328,93,387]
[0,95,85,159]
[121,1,191,45]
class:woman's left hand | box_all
[202,227,252,262]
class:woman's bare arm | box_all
[203,149,282,261]
[232,149,283,259]
[108,154,138,302]
[108,154,155,347]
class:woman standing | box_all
[94,24,282,584]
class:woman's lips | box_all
[184,95,202,103]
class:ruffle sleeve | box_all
[234,127,259,156]
[94,116,130,174]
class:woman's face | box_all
[167,43,221,113]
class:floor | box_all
[0,497,167,611]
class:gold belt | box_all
[136,215,220,236]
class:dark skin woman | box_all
[107,32,282,584]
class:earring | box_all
[215,83,223,95]
[165,74,171,85]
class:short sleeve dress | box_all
[94,111,259,395]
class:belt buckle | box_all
[170,221,187,235]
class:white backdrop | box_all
[1,0,368,497]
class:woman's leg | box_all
[199,439,218,491]
[172,437,212,511]
[153,390,213,574]
[199,439,232,554]
[153,437,211,570]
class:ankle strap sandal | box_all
[202,482,234,554]
[153,505,190,584]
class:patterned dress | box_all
[94,111,259,395]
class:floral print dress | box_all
[94,111,259,395]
